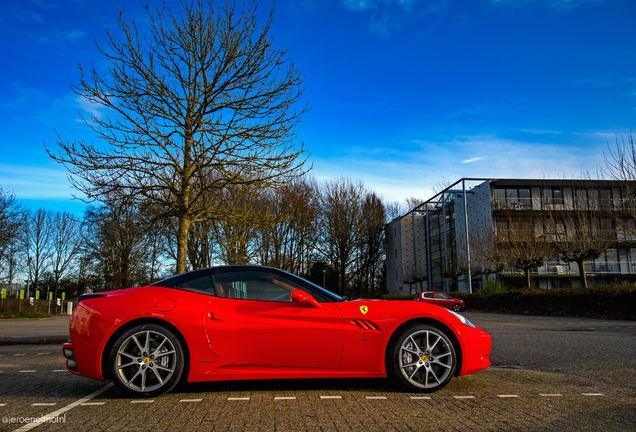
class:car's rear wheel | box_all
[108,324,185,398]
[390,324,456,392]
[453,304,462,312]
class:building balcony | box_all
[492,198,532,210]
[518,262,633,275]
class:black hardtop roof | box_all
[150,265,283,288]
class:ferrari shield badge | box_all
[360,305,369,315]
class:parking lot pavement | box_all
[1,313,635,431]
[465,312,636,389]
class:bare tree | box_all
[49,212,83,294]
[317,178,369,295]
[357,193,386,298]
[433,175,453,195]
[405,197,426,212]
[544,181,616,288]
[187,217,218,271]
[84,203,154,290]
[47,0,309,274]
[255,177,319,275]
[211,186,271,266]
[460,222,504,289]
[0,187,25,283]
[23,209,54,293]
[602,130,636,238]
[384,201,403,222]
[497,210,554,289]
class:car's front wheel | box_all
[389,324,456,392]
[452,304,462,312]
[108,323,185,398]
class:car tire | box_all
[389,324,456,393]
[108,323,185,398]
[453,304,462,312]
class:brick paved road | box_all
[1,313,634,431]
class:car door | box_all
[434,292,453,309]
[204,270,344,369]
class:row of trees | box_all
[0,177,392,299]
[0,189,84,298]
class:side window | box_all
[212,271,312,302]
[423,292,434,299]
[175,275,215,295]
[435,293,450,299]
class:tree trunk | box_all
[177,213,191,274]
[525,268,531,289]
[177,126,193,275]
[576,259,588,289]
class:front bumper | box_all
[457,326,492,376]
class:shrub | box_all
[461,285,635,320]
[382,294,417,301]
[385,284,635,320]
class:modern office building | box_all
[385,178,636,294]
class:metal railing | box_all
[492,197,635,212]
[524,262,632,275]
[492,198,533,210]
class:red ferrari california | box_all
[63,265,491,397]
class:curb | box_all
[0,336,69,346]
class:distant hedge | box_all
[450,287,636,320]
[382,294,416,301]
[383,287,636,320]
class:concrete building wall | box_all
[385,215,427,294]
[385,218,402,294]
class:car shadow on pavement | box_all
[175,377,399,394]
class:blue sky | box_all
[0,0,634,215]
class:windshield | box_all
[294,275,343,302]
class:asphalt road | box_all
[0,312,634,431]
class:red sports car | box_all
[63,266,490,397]
[415,291,465,312]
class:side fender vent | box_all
[349,319,381,331]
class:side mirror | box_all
[291,289,321,308]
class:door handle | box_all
[208,312,224,321]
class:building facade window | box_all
[493,187,531,209]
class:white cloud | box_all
[39,27,86,44]
[492,0,602,12]
[310,133,606,204]
[461,156,484,164]
[76,96,108,120]
[0,164,76,200]
[342,0,451,35]
[343,0,377,11]
[521,129,563,134]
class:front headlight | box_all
[448,310,476,328]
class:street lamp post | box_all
[24,279,29,312]
[54,270,62,316]
[27,257,32,299]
